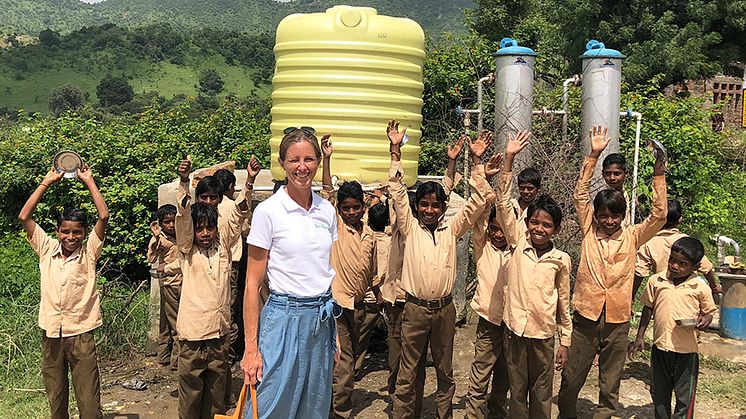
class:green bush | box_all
[0,98,270,273]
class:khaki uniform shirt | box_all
[319,189,377,310]
[496,172,573,346]
[147,232,182,286]
[218,196,250,263]
[636,229,714,277]
[471,200,512,326]
[642,271,717,353]
[29,223,104,338]
[175,181,249,341]
[573,156,667,324]
[389,161,489,300]
[383,190,407,303]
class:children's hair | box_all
[527,194,563,228]
[336,181,364,210]
[415,181,448,207]
[368,202,390,232]
[157,204,177,223]
[279,129,321,162]
[272,178,288,194]
[408,191,417,214]
[517,168,541,189]
[195,176,224,197]
[593,189,627,216]
[671,236,705,266]
[191,202,218,229]
[602,153,627,171]
[213,169,236,195]
[489,205,497,223]
[663,199,682,229]
[57,207,89,229]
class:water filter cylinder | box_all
[494,37,537,172]
[580,40,625,182]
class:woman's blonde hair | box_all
[278,129,322,162]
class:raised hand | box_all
[386,120,407,146]
[589,125,610,156]
[485,153,504,181]
[149,220,161,237]
[76,163,94,185]
[247,155,261,183]
[469,130,494,159]
[321,134,333,159]
[505,130,531,157]
[42,166,64,187]
[447,134,467,160]
[177,157,192,183]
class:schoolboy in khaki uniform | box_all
[19,164,109,419]
[388,121,492,419]
[464,148,512,419]
[558,126,667,419]
[175,157,257,419]
[319,137,378,419]
[629,237,717,418]
[496,133,572,419]
[147,204,182,370]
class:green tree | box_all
[96,75,134,106]
[48,84,86,116]
[469,0,746,86]
[38,28,60,47]
[198,69,224,96]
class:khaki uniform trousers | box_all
[178,335,230,419]
[42,331,102,419]
[393,300,456,419]
[332,306,364,418]
[558,312,630,419]
[504,329,555,419]
[157,284,181,368]
[465,317,509,419]
[386,302,426,417]
[354,302,382,373]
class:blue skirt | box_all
[245,291,339,419]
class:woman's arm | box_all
[241,244,269,385]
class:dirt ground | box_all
[100,323,745,419]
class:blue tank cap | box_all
[494,37,538,57]
[580,40,625,59]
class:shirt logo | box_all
[314,222,331,232]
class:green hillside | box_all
[0,0,475,35]
[0,24,274,114]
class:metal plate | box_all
[53,150,83,178]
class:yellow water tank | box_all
[270,6,425,186]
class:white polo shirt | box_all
[248,186,338,297]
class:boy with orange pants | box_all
[558,125,667,419]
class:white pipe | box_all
[476,74,494,131]
[562,76,580,142]
[717,235,742,264]
[626,111,642,220]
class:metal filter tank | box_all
[580,40,625,181]
[270,6,425,186]
[494,38,537,171]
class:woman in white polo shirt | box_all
[241,127,340,419]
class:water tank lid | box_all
[580,39,625,59]
[494,37,537,57]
